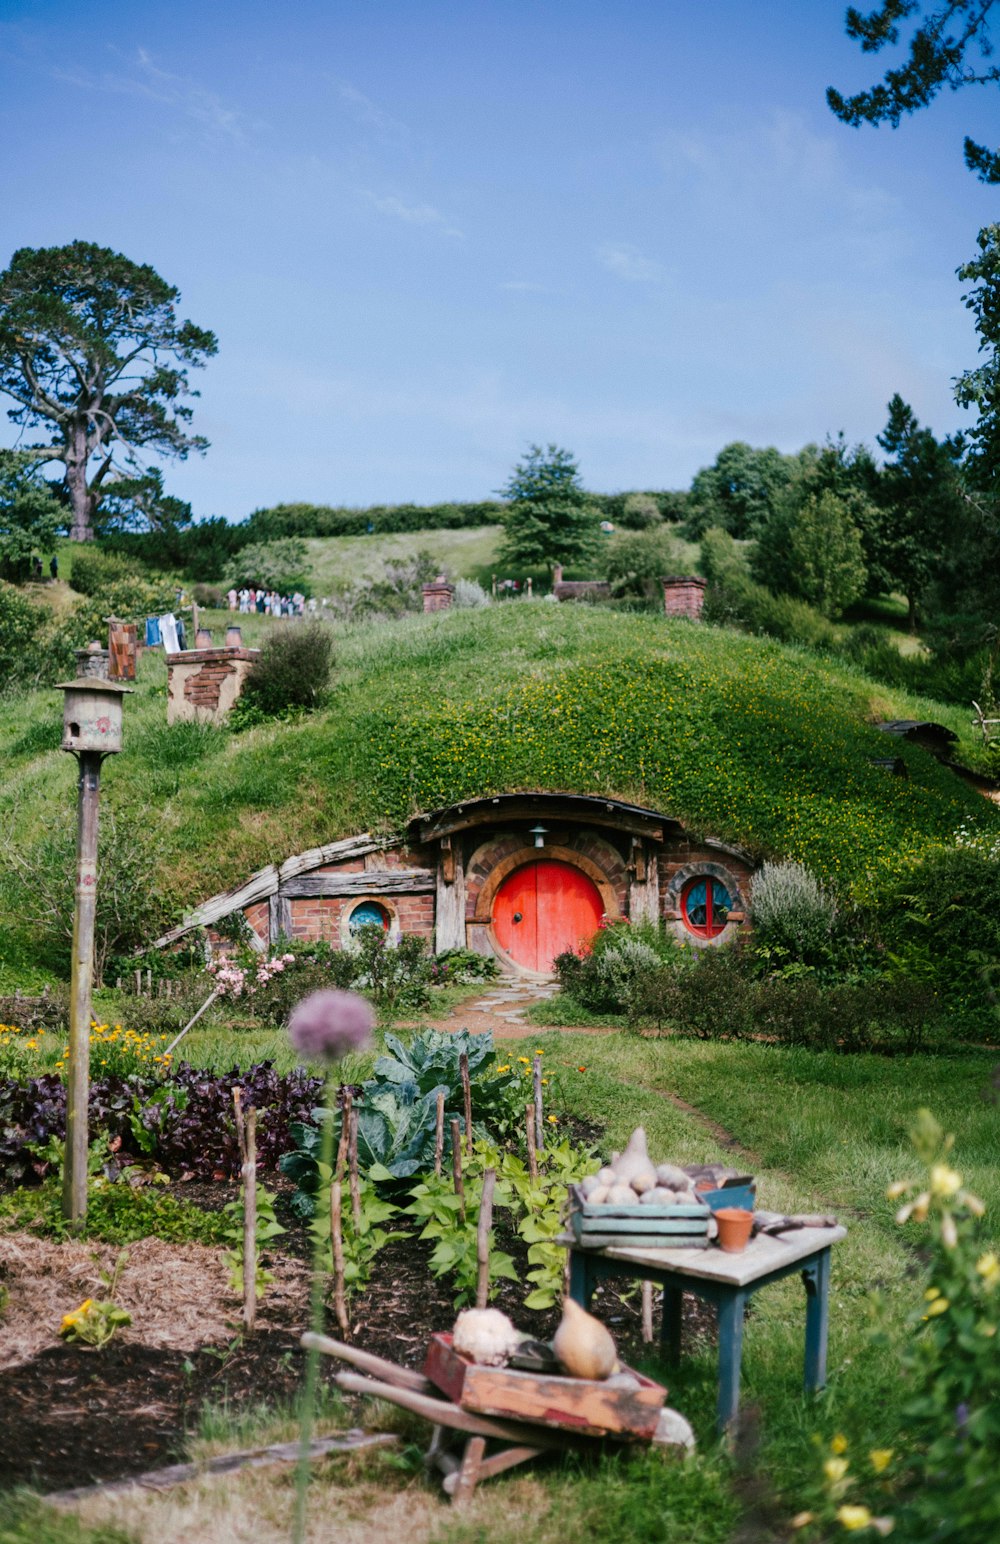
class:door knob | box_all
[512,912,523,924]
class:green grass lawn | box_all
[303,525,502,590]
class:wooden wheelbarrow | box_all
[302,1331,694,1504]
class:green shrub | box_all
[0,580,46,688]
[192,582,225,607]
[222,537,310,594]
[69,547,143,596]
[749,859,838,966]
[603,526,694,599]
[627,943,755,1039]
[233,622,334,722]
[879,845,1000,1009]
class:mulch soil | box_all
[0,1130,718,1496]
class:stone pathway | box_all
[416,975,616,1042]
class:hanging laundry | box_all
[159,613,180,653]
[145,616,162,647]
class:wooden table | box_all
[566,1225,847,1432]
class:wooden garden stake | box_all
[335,1087,352,1183]
[451,1118,466,1222]
[434,1091,445,1176]
[525,1103,538,1181]
[533,1054,544,1153]
[476,1167,496,1308]
[460,1052,473,1157]
[641,1280,654,1344]
[348,1106,361,1229]
[233,1089,257,1334]
[330,1180,349,1336]
[134,968,142,996]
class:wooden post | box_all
[460,1052,473,1157]
[134,968,142,996]
[434,1091,445,1177]
[476,1168,496,1309]
[525,1103,538,1181]
[233,1089,257,1334]
[330,1180,349,1336]
[336,1087,352,1183]
[348,1106,361,1229]
[533,1054,544,1153]
[63,751,102,1229]
[641,1280,654,1344]
[451,1118,465,1222]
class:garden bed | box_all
[0,1182,716,1495]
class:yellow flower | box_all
[547,1114,558,1124]
[823,1457,849,1483]
[924,1287,941,1301]
[930,1164,962,1199]
[496,1065,510,1074]
[836,1505,873,1531]
[976,1251,1000,1287]
[533,1049,544,1056]
[869,1449,893,1474]
[830,1433,848,1454]
[924,1297,949,1317]
[517,1056,529,1064]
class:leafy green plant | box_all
[0,1174,231,1246]
[221,1183,286,1299]
[308,1174,402,1298]
[496,1138,599,1310]
[405,1160,518,1308]
[58,1250,132,1349]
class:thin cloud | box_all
[597,244,663,282]
[363,191,464,238]
[337,81,410,142]
[54,47,248,143]
[500,280,548,292]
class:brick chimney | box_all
[422,576,455,612]
[661,575,707,621]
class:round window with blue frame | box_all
[348,899,391,936]
[681,876,733,939]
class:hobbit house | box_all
[155,793,754,976]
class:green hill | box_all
[1,603,996,977]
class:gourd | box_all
[553,1297,619,1380]
[612,1127,653,1185]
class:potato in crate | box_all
[569,1127,711,1250]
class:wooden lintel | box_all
[281,871,435,898]
[417,799,665,844]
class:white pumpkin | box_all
[613,1128,652,1185]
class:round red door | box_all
[492,860,605,973]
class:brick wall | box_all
[661,576,706,620]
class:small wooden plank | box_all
[301,1332,436,1393]
[451,1435,486,1505]
[331,1371,579,1450]
[281,871,435,898]
[424,1334,665,1439]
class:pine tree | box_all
[497,444,599,571]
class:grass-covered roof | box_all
[1,602,995,974]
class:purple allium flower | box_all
[287,990,374,1062]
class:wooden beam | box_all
[415,795,666,844]
[281,871,434,898]
[152,832,394,949]
[269,892,292,945]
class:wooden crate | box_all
[568,1184,711,1250]
[424,1333,666,1440]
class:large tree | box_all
[875,394,966,626]
[0,242,217,542]
[828,1,1000,181]
[685,441,809,540]
[497,444,599,570]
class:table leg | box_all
[802,1249,831,1393]
[568,1249,594,1310]
[716,1290,746,1431]
[661,1282,683,1366]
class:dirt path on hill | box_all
[413,977,620,1041]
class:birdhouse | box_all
[56,676,132,755]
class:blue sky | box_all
[1,0,996,520]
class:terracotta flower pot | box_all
[714,1207,754,1253]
